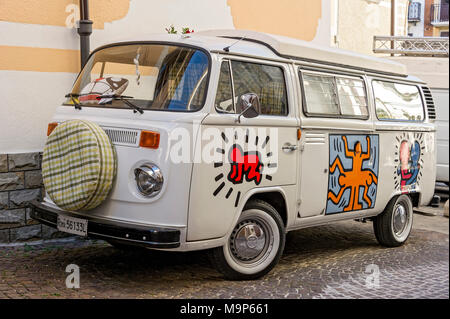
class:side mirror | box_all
[236,93,260,123]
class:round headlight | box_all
[134,164,163,197]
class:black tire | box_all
[209,199,286,280]
[373,195,413,247]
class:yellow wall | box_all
[227,0,322,41]
[433,27,449,36]
[0,46,80,73]
[0,0,130,29]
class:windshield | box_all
[65,44,210,112]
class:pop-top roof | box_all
[195,29,408,77]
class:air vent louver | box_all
[103,127,140,147]
[422,86,436,120]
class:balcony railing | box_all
[373,36,449,56]
[431,3,449,25]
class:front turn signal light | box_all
[47,122,58,136]
[139,130,160,149]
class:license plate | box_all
[57,215,88,237]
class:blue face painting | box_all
[405,141,421,186]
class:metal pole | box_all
[77,0,93,68]
[391,0,395,56]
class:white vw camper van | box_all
[30,30,437,280]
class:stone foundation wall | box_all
[0,152,68,243]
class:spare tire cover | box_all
[42,120,117,211]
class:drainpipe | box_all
[77,0,93,68]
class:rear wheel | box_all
[209,199,285,280]
[373,195,413,247]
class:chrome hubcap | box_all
[230,220,267,261]
[393,204,408,235]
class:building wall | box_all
[335,0,408,55]
[432,27,449,36]
[0,152,71,242]
[432,0,449,36]
[408,0,426,36]
[424,0,435,35]
[425,0,449,37]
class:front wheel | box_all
[373,195,414,247]
[209,199,286,280]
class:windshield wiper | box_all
[65,93,82,110]
[98,94,144,114]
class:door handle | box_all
[282,143,298,152]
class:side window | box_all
[215,61,234,113]
[302,73,339,115]
[231,61,288,116]
[336,77,368,117]
[301,71,369,118]
[373,81,424,121]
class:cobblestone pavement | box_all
[0,214,448,299]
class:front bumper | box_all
[29,200,181,248]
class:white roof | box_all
[95,32,274,56]
[194,29,408,76]
[95,29,408,77]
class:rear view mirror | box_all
[236,93,261,123]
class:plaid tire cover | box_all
[42,120,117,211]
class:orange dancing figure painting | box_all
[326,135,379,214]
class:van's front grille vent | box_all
[103,127,140,147]
[422,86,436,120]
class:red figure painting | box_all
[228,145,263,185]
